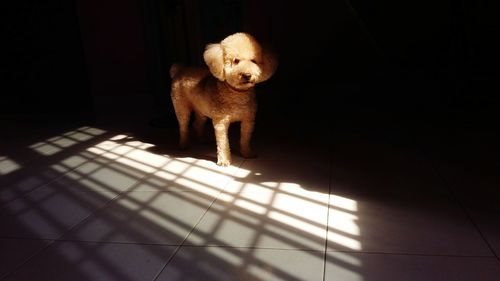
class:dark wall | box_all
[238,0,498,128]
[2,1,148,119]
[348,0,498,115]
[2,2,90,117]
[76,0,147,97]
[2,0,497,127]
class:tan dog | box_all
[170,33,277,166]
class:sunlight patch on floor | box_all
[78,133,362,252]
[0,156,21,175]
[9,128,364,280]
[30,127,106,156]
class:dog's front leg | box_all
[240,118,256,158]
[212,117,231,166]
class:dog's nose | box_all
[241,73,252,82]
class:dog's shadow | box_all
[111,124,331,195]
[149,142,218,164]
[114,124,244,164]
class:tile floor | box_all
[1,117,499,281]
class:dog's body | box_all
[170,64,257,166]
[170,33,276,166]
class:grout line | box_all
[0,172,66,207]
[0,235,494,259]
[413,125,500,264]
[0,240,56,281]
[0,134,114,208]
[323,104,336,281]
[151,158,247,281]
[0,236,321,251]
[322,144,334,281]
[0,190,124,281]
[0,233,496,259]
[325,249,497,259]
[428,152,500,263]
[0,150,129,280]
[0,152,150,281]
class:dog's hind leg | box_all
[171,97,191,149]
[240,118,257,158]
[193,111,208,140]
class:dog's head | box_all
[203,33,277,91]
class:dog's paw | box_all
[216,159,231,167]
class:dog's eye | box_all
[233,58,240,64]
[251,59,257,64]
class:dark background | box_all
[2,0,498,134]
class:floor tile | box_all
[0,166,63,206]
[234,159,331,194]
[437,159,500,211]
[62,191,216,244]
[0,238,51,279]
[131,157,246,193]
[3,241,177,281]
[0,179,117,239]
[184,193,328,250]
[435,151,500,256]
[157,246,325,281]
[327,193,492,256]
[251,135,331,162]
[2,117,499,281]
[324,253,500,281]
[1,129,120,205]
[1,125,109,170]
[184,160,331,250]
[0,122,73,162]
[49,151,150,194]
[80,134,245,193]
[143,134,246,168]
[0,156,22,177]
[330,157,446,196]
[330,138,444,196]
[467,208,500,258]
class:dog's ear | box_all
[203,43,225,81]
[258,50,278,82]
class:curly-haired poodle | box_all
[170,32,277,166]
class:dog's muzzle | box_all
[241,73,251,82]
[240,73,255,84]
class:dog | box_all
[170,32,277,166]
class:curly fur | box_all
[170,32,277,166]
